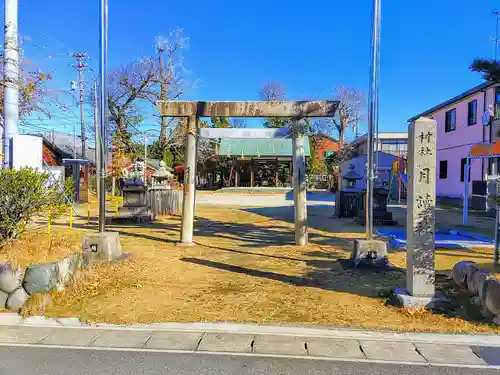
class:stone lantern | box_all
[342,164,362,191]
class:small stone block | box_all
[0,326,52,344]
[393,287,451,309]
[91,330,150,348]
[197,333,254,353]
[351,239,388,268]
[6,287,29,309]
[40,329,105,346]
[82,232,123,263]
[360,340,425,362]
[414,343,487,365]
[253,335,307,356]
[145,331,203,351]
[306,338,365,358]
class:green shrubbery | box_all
[0,168,73,245]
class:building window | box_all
[460,158,471,182]
[439,160,448,179]
[445,109,456,132]
[467,100,477,125]
[496,87,500,120]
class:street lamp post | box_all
[366,0,382,240]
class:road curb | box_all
[0,313,499,347]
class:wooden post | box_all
[250,163,254,187]
[292,127,308,245]
[180,116,197,245]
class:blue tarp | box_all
[376,228,494,249]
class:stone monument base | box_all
[116,185,152,222]
[392,287,451,309]
[351,239,389,268]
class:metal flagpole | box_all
[3,0,19,169]
[366,0,381,239]
[98,0,108,232]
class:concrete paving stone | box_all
[306,338,365,359]
[0,326,52,344]
[22,316,60,326]
[415,343,487,365]
[253,335,307,356]
[91,330,151,348]
[145,331,204,351]
[197,333,254,353]
[40,329,105,346]
[359,340,425,363]
[0,312,22,325]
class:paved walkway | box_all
[0,315,498,368]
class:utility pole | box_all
[156,38,169,144]
[3,0,19,169]
[366,0,382,240]
[71,53,88,158]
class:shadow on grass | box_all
[193,216,354,249]
[244,205,366,235]
[180,256,499,329]
[181,257,405,299]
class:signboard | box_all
[11,134,43,171]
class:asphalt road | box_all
[0,346,496,375]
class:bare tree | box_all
[258,81,290,128]
[330,85,365,146]
[258,81,286,102]
[107,57,159,153]
[0,49,52,120]
[153,29,192,144]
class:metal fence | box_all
[146,188,183,218]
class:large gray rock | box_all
[55,253,82,291]
[481,279,500,318]
[451,261,476,290]
[351,239,388,268]
[6,287,29,309]
[467,267,490,296]
[22,262,58,295]
[0,263,24,293]
[23,254,83,295]
[0,290,8,308]
[82,232,123,266]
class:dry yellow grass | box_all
[4,204,500,333]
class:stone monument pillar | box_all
[394,117,447,308]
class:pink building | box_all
[408,82,500,201]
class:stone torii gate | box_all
[157,100,339,246]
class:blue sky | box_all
[9,0,500,139]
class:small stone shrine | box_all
[117,160,151,221]
[334,164,363,218]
